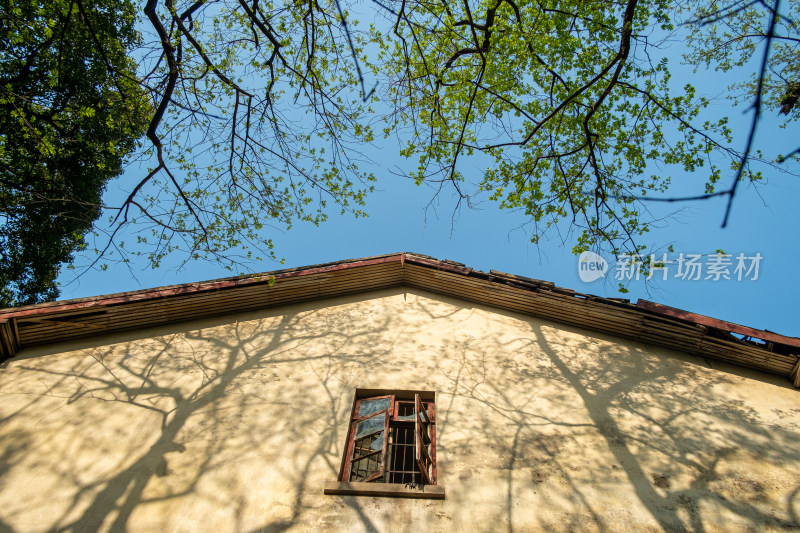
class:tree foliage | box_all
[3,0,799,304]
[112,0,798,270]
[0,0,149,306]
[107,0,380,270]
[381,0,797,255]
[684,0,800,119]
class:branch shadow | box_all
[0,288,798,532]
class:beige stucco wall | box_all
[0,288,798,532]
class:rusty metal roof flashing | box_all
[1,252,798,388]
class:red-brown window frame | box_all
[392,399,434,423]
[415,394,435,485]
[337,389,438,487]
[341,395,393,482]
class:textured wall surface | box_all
[0,288,798,532]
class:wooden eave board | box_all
[2,255,796,384]
[14,262,402,348]
[405,266,655,333]
[0,321,18,356]
[403,264,795,377]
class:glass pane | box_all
[396,401,416,420]
[350,452,381,480]
[355,414,385,439]
[358,397,391,417]
[350,430,385,482]
[353,432,383,459]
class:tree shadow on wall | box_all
[0,288,798,532]
[435,317,800,532]
[536,325,800,533]
[0,292,409,532]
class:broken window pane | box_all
[340,391,436,487]
[395,401,416,420]
[350,429,386,482]
[355,413,385,439]
[358,397,391,417]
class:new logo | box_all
[578,251,608,282]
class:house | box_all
[0,252,798,532]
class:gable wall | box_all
[0,288,798,532]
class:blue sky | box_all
[55,9,800,338]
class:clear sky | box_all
[55,10,800,339]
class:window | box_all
[324,389,444,499]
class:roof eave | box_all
[1,252,798,388]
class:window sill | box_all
[324,481,445,499]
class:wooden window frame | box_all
[415,394,435,485]
[392,399,434,423]
[325,388,444,500]
[342,395,393,483]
